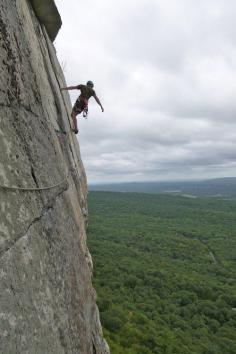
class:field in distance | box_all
[89,177,236,198]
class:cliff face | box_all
[0,1,109,353]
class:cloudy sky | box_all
[54,0,236,184]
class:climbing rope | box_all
[0,174,69,192]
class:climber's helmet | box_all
[87,80,94,88]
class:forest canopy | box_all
[88,192,236,354]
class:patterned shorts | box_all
[72,96,88,116]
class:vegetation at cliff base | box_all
[87,191,236,354]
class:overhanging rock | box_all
[29,0,62,41]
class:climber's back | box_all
[77,84,95,100]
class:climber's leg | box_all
[71,111,79,134]
[71,98,83,134]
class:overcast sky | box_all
[54,0,236,184]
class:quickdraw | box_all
[83,107,88,119]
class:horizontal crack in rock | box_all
[0,186,67,258]
[0,102,40,118]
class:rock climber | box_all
[60,81,104,134]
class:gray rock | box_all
[0,1,109,353]
[30,0,62,41]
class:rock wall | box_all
[0,1,109,353]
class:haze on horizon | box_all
[54,0,236,184]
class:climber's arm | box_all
[60,85,81,91]
[94,94,104,112]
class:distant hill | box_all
[89,177,236,198]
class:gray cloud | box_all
[54,0,236,183]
